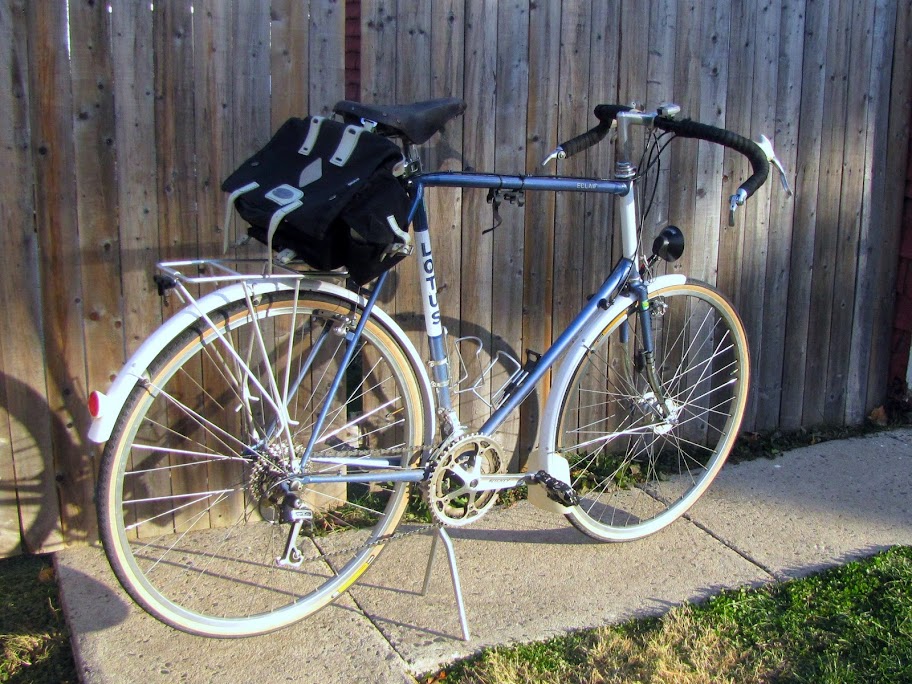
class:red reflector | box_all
[88,391,103,418]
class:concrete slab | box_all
[54,428,912,682]
[683,430,912,579]
[56,544,413,684]
[347,502,770,675]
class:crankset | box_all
[422,433,511,527]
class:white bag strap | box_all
[330,125,366,167]
[298,116,325,156]
[222,182,259,253]
[266,199,303,274]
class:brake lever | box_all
[755,134,793,197]
[729,134,793,227]
[540,146,565,167]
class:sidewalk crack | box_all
[345,587,419,683]
[683,513,783,581]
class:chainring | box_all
[423,433,507,527]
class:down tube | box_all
[479,258,635,436]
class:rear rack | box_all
[156,258,349,286]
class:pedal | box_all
[532,470,580,507]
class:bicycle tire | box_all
[550,281,749,541]
[97,289,430,636]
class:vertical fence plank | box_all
[716,0,755,305]
[615,0,647,269]
[491,0,529,465]
[644,0,678,235]
[551,1,591,343]
[754,0,804,429]
[426,0,465,401]
[667,0,703,286]
[824,0,876,424]
[426,0,466,320]
[460,0,497,430]
[112,2,161,358]
[152,2,208,532]
[520,0,561,456]
[848,0,896,422]
[27,0,84,553]
[393,2,432,368]
[585,0,620,311]
[780,0,828,429]
[310,0,346,115]
[803,0,850,427]
[692,0,730,287]
[69,0,122,544]
[0,0,45,556]
[191,2,240,529]
[360,0,397,103]
[738,0,779,429]
[154,2,198,268]
[194,2,232,255]
[271,0,311,126]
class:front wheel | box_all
[551,281,749,541]
[96,289,430,636]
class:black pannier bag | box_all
[221,116,412,284]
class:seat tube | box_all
[412,194,458,425]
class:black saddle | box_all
[333,98,466,145]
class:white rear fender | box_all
[528,274,687,512]
[87,280,433,443]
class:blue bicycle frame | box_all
[297,171,635,486]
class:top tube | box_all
[414,171,629,195]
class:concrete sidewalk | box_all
[56,429,912,683]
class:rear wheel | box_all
[97,290,429,636]
[551,281,749,541]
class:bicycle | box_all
[88,98,786,637]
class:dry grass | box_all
[0,555,77,684]
[444,606,776,684]
[438,546,912,684]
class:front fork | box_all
[628,280,669,418]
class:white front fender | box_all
[528,274,687,512]
[87,279,432,444]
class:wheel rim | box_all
[556,282,748,540]
[100,292,425,635]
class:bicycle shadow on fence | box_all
[384,300,542,471]
[0,372,87,555]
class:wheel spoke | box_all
[555,283,747,541]
[98,291,426,636]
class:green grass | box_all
[433,546,912,684]
[0,554,77,684]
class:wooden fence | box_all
[1,0,910,557]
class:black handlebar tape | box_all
[559,121,611,158]
[653,117,770,199]
[593,104,634,125]
[558,104,635,158]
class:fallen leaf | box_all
[869,405,888,427]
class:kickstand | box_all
[422,526,470,641]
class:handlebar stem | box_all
[616,109,656,166]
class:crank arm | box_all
[463,472,533,493]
